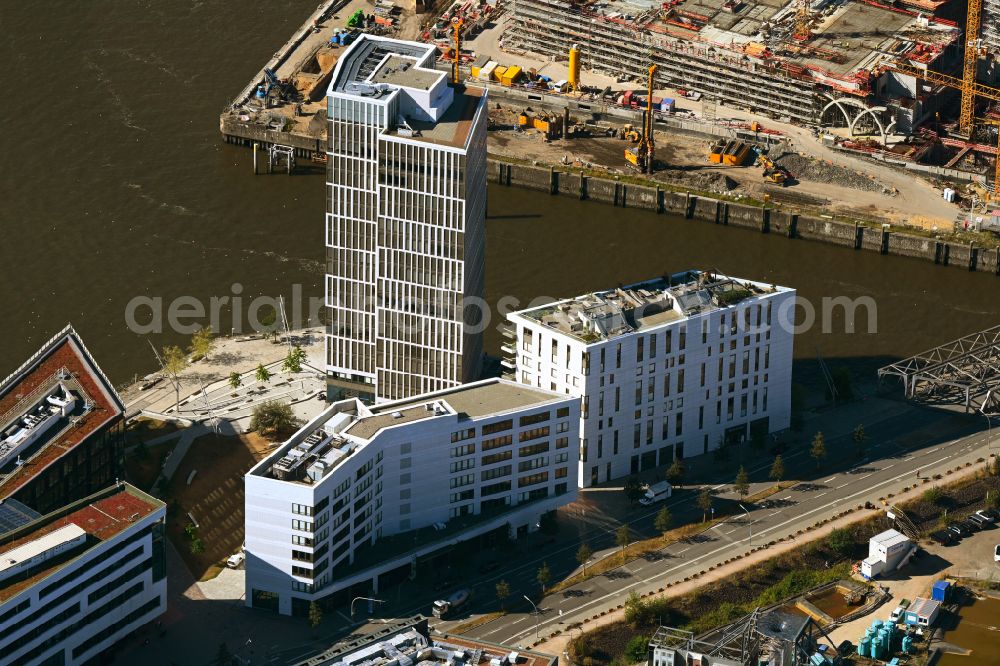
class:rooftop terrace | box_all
[0,328,123,499]
[0,483,162,603]
[253,380,564,485]
[512,270,786,342]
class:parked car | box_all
[930,530,955,546]
[226,552,246,569]
[890,606,905,622]
[961,518,982,532]
[968,513,990,528]
[946,522,970,538]
[975,508,999,523]
[995,544,1000,563]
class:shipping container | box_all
[501,66,522,86]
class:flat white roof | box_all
[871,529,909,547]
[0,524,86,575]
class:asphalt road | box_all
[417,406,993,648]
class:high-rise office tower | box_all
[324,35,488,403]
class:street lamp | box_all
[738,503,752,547]
[351,596,385,619]
[523,595,539,640]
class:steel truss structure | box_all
[878,324,1000,415]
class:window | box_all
[635,380,643,406]
[292,503,313,516]
[292,535,313,546]
[675,413,683,437]
[556,421,569,433]
[292,566,313,578]
[520,442,550,457]
[483,434,513,451]
[483,450,513,465]
[650,334,657,358]
[519,426,550,442]
[518,471,549,487]
[450,458,475,472]
[556,437,569,449]
[481,465,512,481]
[450,489,474,503]
[451,428,476,443]
[292,550,313,562]
[518,457,549,472]
[519,411,550,427]
[292,519,312,532]
[637,337,644,363]
[450,474,475,488]
[555,467,568,479]
[482,481,512,496]
[451,443,476,457]
[483,419,513,435]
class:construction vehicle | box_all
[432,588,471,618]
[624,65,657,173]
[451,18,463,84]
[756,154,790,185]
[621,124,641,142]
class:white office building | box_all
[505,270,796,487]
[0,483,166,666]
[245,378,578,616]
[325,34,489,403]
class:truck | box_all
[639,481,673,506]
[432,588,471,618]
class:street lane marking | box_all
[824,476,836,483]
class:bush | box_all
[624,639,648,666]
[824,528,855,558]
[249,400,301,438]
[923,487,944,504]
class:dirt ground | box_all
[164,431,278,581]
[486,105,949,227]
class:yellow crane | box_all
[451,18,463,85]
[624,65,657,173]
[960,0,983,133]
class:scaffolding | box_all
[877,324,1000,415]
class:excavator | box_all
[624,65,657,173]
[756,153,790,186]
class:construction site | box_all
[220,0,1000,231]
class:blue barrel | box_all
[858,637,871,656]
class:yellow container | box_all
[501,66,522,86]
[492,65,508,82]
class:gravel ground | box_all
[771,151,888,193]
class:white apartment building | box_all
[325,34,489,403]
[0,483,166,666]
[245,378,578,616]
[505,270,796,487]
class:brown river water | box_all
[3,1,999,385]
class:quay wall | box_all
[487,157,1000,276]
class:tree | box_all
[213,643,233,666]
[624,590,649,627]
[308,601,323,631]
[255,363,273,384]
[190,538,204,554]
[282,346,307,373]
[250,400,301,437]
[161,345,188,409]
[624,476,644,504]
[697,488,713,522]
[228,371,243,391]
[189,326,214,361]
[654,506,673,535]
[496,579,511,610]
[853,423,867,458]
[831,367,854,401]
[810,431,827,469]
[616,523,631,557]
[537,562,551,592]
[576,543,593,574]
[769,455,785,483]
[734,465,750,499]
[666,459,686,487]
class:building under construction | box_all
[507,0,962,133]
